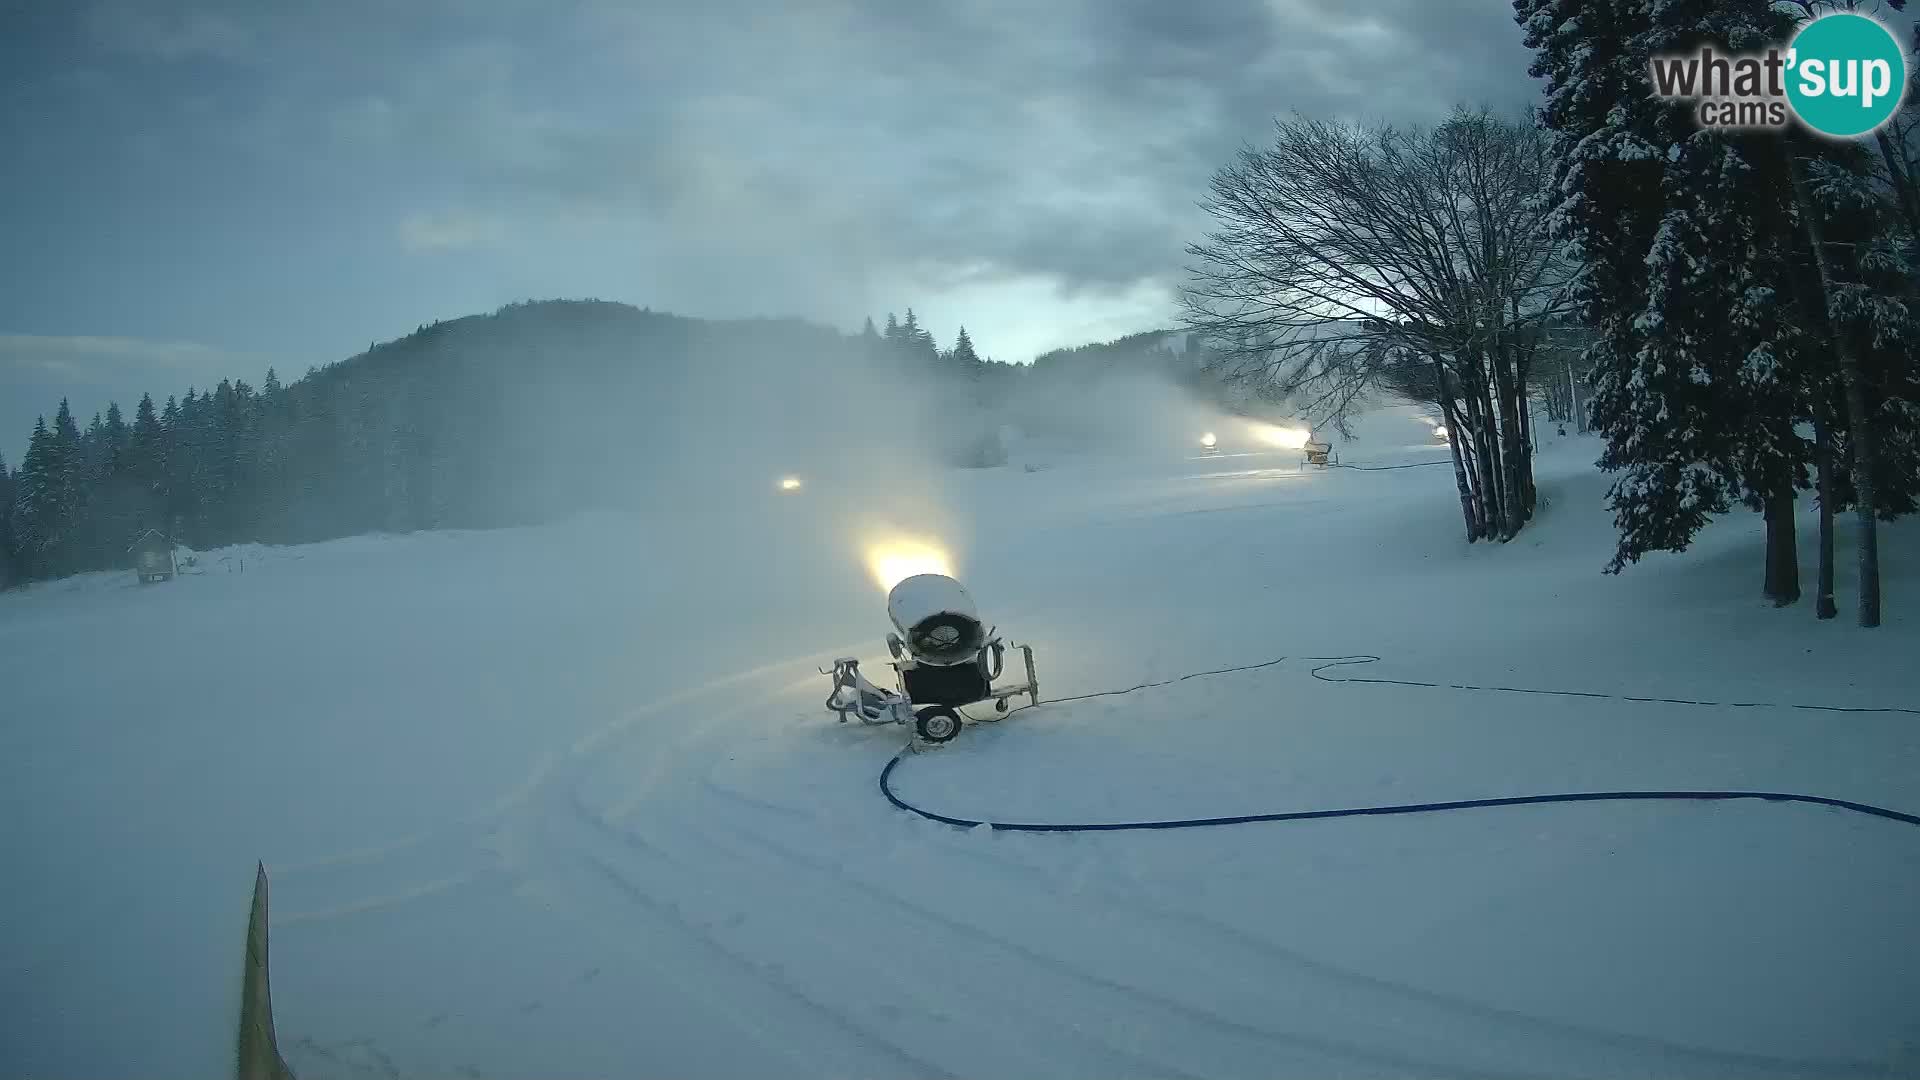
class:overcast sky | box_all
[0,0,1542,461]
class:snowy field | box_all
[4,405,1919,1079]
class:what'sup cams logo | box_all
[1649,12,1909,137]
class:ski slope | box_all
[4,406,1918,1079]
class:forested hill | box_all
[0,300,1035,585]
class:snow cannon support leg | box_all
[823,658,911,726]
[984,642,1040,713]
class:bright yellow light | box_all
[779,475,803,491]
[1200,432,1217,448]
[865,537,955,592]
[1249,423,1312,449]
[1433,425,1449,440]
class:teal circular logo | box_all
[1785,13,1908,137]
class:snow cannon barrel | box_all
[886,573,987,667]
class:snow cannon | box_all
[823,572,1040,744]
[887,573,987,666]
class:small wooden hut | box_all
[130,529,177,584]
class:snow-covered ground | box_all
[4,404,1918,1079]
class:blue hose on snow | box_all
[879,655,1920,834]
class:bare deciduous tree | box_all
[1180,107,1573,541]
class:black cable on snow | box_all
[1306,655,1920,716]
[879,654,1920,834]
[1325,459,1456,472]
[1040,656,1293,705]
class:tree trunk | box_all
[1489,349,1527,540]
[1542,374,1567,424]
[1482,299,1528,538]
[1463,358,1504,533]
[1514,373,1537,519]
[1433,355,1480,541]
[1567,357,1584,432]
[1462,367,1503,537]
[1460,416,1489,539]
[1459,411,1490,539]
[1763,481,1800,606]
[1789,153,1882,628]
[1815,415,1837,620]
[1485,365,1510,522]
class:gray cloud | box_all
[289,1,1538,255]
[2,0,1543,395]
[398,210,509,253]
[83,3,256,62]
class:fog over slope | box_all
[0,297,1308,590]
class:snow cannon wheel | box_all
[915,705,963,743]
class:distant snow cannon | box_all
[1199,431,1219,454]
[824,572,1040,744]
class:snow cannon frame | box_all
[823,573,1040,744]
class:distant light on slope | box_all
[1249,423,1311,449]
[865,537,955,592]
[1433,425,1449,440]
[779,475,803,491]
[1200,432,1217,448]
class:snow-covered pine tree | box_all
[346,384,382,534]
[254,369,293,541]
[1786,132,1920,625]
[90,401,134,567]
[83,411,106,479]
[1874,36,1920,240]
[1662,1,1816,606]
[1520,0,1715,565]
[950,326,981,370]
[204,378,239,542]
[0,451,14,588]
[943,326,1000,464]
[1519,0,1811,601]
[103,402,128,468]
[10,418,55,577]
[224,377,265,544]
[158,394,185,536]
[77,410,110,567]
[946,325,986,404]
[169,389,205,542]
[855,316,887,375]
[47,401,85,575]
[131,393,164,536]
[897,309,937,369]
